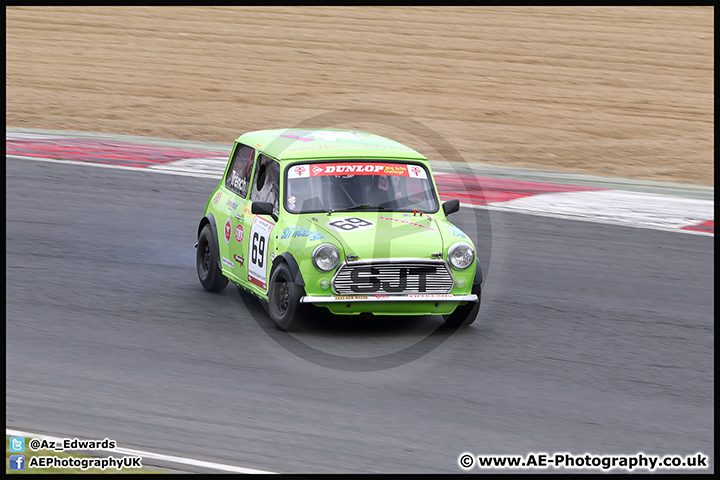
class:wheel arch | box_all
[474,257,483,286]
[198,213,222,271]
[271,252,305,286]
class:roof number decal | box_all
[326,217,375,232]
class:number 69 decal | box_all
[247,215,275,290]
[326,216,374,232]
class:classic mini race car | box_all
[196,128,482,330]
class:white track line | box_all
[8,155,218,179]
[6,428,276,474]
[477,190,713,236]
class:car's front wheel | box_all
[268,262,306,331]
[443,281,481,328]
[196,224,228,292]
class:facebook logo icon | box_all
[9,455,25,470]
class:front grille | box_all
[332,260,454,295]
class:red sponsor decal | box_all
[224,218,232,244]
[235,224,244,243]
[248,276,266,290]
[408,294,453,298]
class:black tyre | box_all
[443,281,481,328]
[196,224,228,292]
[267,262,306,331]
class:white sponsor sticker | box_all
[247,215,275,290]
[288,164,310,179]
[407,164,427,179]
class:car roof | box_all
[235,128,428,162]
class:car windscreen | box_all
[284,161,439,214]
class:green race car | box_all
[196,129,481,330]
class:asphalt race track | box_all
[5,155,714,473]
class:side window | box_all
[225,143,255,198]
[250,155,280,215]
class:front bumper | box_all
[300,294,478,303]
[299,293,478,315]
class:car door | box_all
[221,142,256,286]
[244,154,280,292]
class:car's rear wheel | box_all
[196,224,228,292]
[443,282,481,328]
[268,262,305,331]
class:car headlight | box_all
[447,242,474,270]
[312,243,340,272]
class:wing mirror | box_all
[442,199,460,216]
[251,201,278,222]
